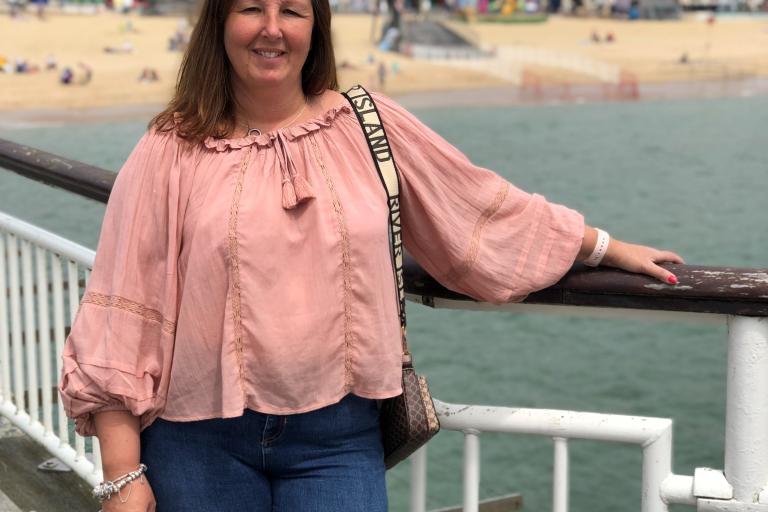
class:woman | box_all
[59,0,683,509]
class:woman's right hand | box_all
[100,478,156,512]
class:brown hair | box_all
[151,0,338,143]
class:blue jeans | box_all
[140,394,388,511]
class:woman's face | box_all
[224,0,314,95]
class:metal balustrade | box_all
[405,315,768,512]
[0,212,100,486]
[410,405,677,512]
[2,139,768,511]
[403,268,768,512]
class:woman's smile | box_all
[253,49,285,59]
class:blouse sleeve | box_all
[59,128,183,436]
[372,93,585,304]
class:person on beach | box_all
[138,67,160,82]
[30,0,48,19]
[377,60,387,88]
[45,54,57,71]
[59,66,73,85]
[77,62,93,85]
[7,0,21,18]
[58,0,684,509]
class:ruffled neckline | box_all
[203,102,353,152]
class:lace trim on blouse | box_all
[227,145,253,401]
[81,292,176,336]
[442,181,509,285]
[309,134,355,389]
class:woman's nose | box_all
[262,11,282,39]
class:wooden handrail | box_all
[405,259,768,316]
[3,137,766,317]
[0,138,114,202]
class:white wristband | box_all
[583,228,610,267]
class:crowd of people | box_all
[0,52,94,85]
[589,29,616,43]
[8,0,48,18]
[1,16,194,90]
[0,54,52,74]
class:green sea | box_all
[1,95,766,511]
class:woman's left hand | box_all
[601,239,685,285]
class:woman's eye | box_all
[283,8,299,15]
[243,6,262,12]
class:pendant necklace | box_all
[244,100,307,137]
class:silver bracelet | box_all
[92,463,148,503]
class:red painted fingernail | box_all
[668,275,678,285]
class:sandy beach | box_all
[1,9,767,114]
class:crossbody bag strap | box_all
[342,85,411,365]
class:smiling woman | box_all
[223,0,319,136]
[224,0,314,103]
[150,0,337,142]
[57,0,684,508]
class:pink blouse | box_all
[59,92,584,436]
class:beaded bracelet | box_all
[92,463,148,503]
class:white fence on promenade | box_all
[0,212,101,486]
[423,44,623,85]
[2,209,768,512]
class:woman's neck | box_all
[232,84,308,135]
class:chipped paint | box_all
[642,284,692,291]
[49,158,74,171]
[692,270,731,277]
[440,405,472,417]
[744,272,768,285]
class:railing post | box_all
[51,255,68,444]
[410,445,427,512]
[553,437,569,512]
[464,429,481,512]
[36,246,53,435]
[92,437,102,481]
[66,261,86,459]
[21,240,39,423]
[725,316,768,502]
[641,422,672,512]
[8,235,24,413]
[0,234,10,405]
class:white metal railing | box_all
[0,211,101,486]
[405,294,768,512]
[410,403,677,512]
[413,404,677,512]
[3,209,768,512]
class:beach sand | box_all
[1,9,767,113]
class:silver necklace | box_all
[243,101,307,137]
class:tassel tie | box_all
[272,131,315,210]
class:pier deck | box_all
[0,418,94,512]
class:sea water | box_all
[1,96,766,511]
